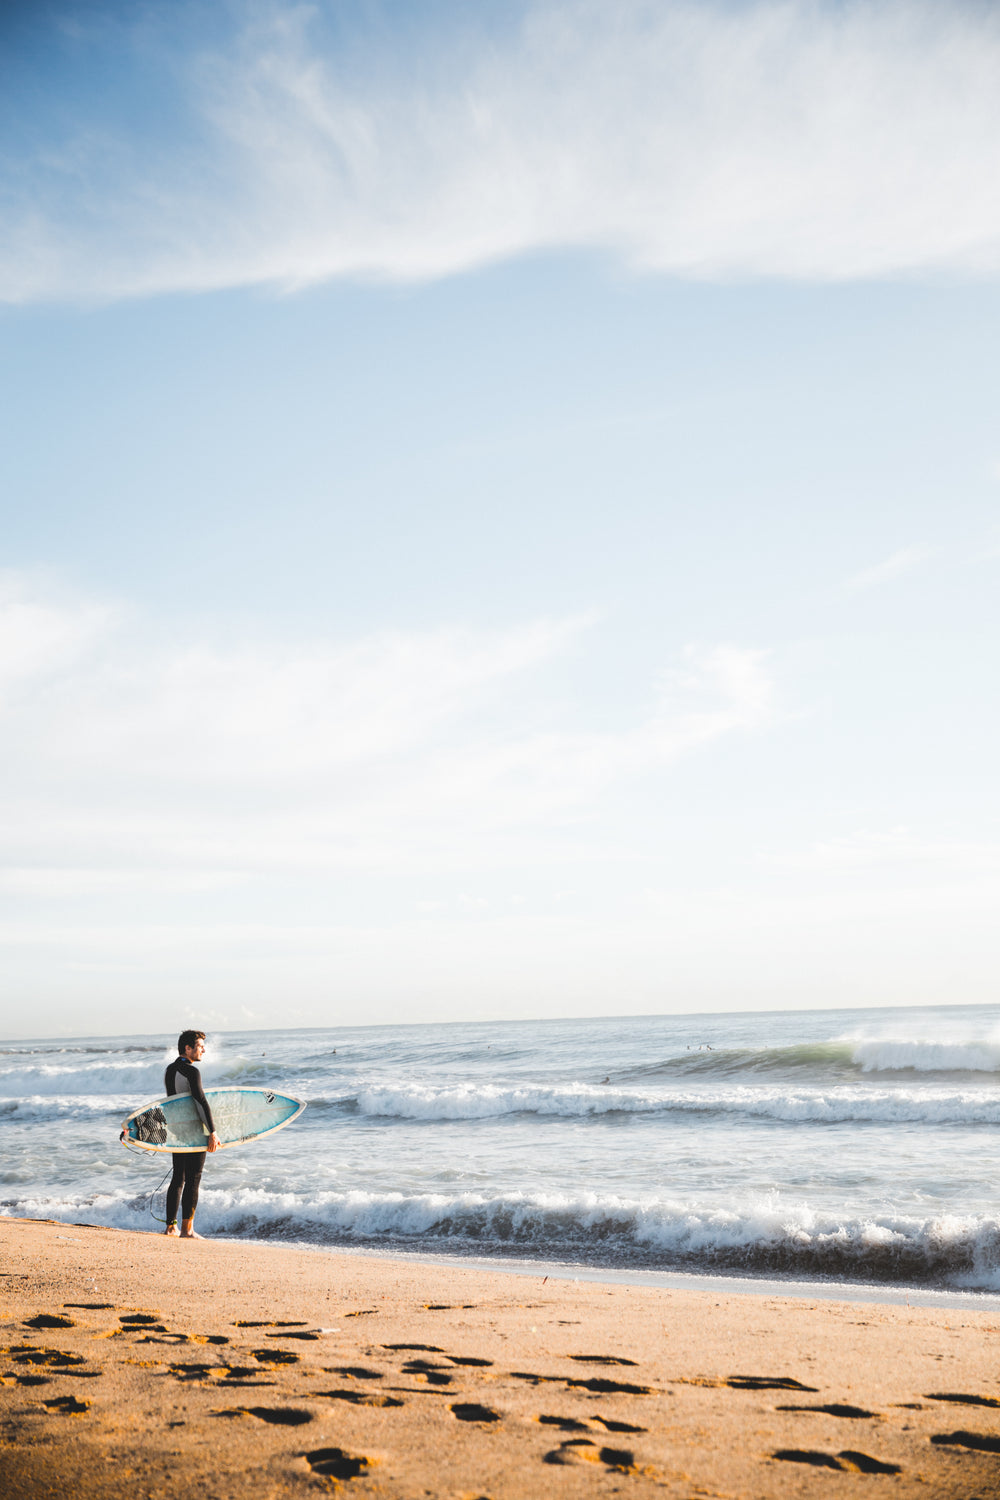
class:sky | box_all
[1,0,999,1038]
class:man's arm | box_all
[176,1058,221,1149]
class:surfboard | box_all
[121,1086,306,1153]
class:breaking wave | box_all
[351,1081,1000,1126]
[846,1036,1000,1073]
[5,1078,999,1130]
[6,1187,999,1292]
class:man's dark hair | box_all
[177,1029,206,1055]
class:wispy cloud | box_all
[846,545,933,592]
[0,577,773,890]
[0,570,117,689]
[4,0,1000,302]
[785,826,1000,874]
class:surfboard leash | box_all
[120,1136,173,1223]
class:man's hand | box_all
[207,1131,222,1153]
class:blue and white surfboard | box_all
[122,1086,306,1152]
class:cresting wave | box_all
[6,1012,999,1298]
[846,1036,1000,1074]
[3,1030,999,1098]
[5,1187,999,1292]
[619,1035,1000,1078]
[0,1053,260,1099]
[4,1079,1000,1128]
[0,1096,127,1123]
[353,1082,1000,1126]
[0,1058,175,1097]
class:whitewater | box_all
[3,1004,1000,1293]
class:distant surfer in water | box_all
[164,1030,221,1239]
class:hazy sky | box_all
[2,0,999,1037]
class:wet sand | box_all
[1,1216,998,1497]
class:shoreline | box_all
[213,1235,1000,1312]
[3,1214,1000,1497]
[12,1209,1000,1312]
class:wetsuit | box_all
[164,1056,216,1225]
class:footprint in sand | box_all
[381,1343,444,1353]
[41,1395,90,1415]
[325,1366,385,1380]
[401,1359,453,1386]
[233,1320,307,1328]
[304,1446,372,1479]
[510,1370,654,1395]
[539,1415,592,1432]
[777,1403,878,1419]
[566,1376,654,1395]
[567,1354,638,1367]
[543,1440,637,1473]
[539,1414,648,1435]
[726,1375,820,1392]
[251,1349,299,1365]
[10,1347,86,1369]
[930,1431,1000,1453]
[213,1406,314,1425]
[926,1392,1000,1410]
[24,1314,75,1330]
[451,1403,501,1424]
[216,1367,277,1387]
[592,1415,647,1434]
[312,1389,404,1408]
[136,1331,229,1345]
[773,1449,901,1474]
[167,1362,231,1383]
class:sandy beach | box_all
[1,1219,999,1497]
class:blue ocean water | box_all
[3,1004,1000,1292]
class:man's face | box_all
[185,1038,206,1062]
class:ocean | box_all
[3,1004,1000,1295]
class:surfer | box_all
[164,1030,221,1239]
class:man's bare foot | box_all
[164,1224,179,1237]
[180,1221,203,1238]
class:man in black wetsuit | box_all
[164,1030,221,1238]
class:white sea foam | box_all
[0,1058,171,1098]
[0,1095,135,1122]
[6,1186,999,1292]
[353,1080,1000,1126]
[6,1009,1000,1295]
[847,1036,1000,1073]
[0,1052,241,1100]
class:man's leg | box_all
[164,1154,186,1236]
[179,1151,207,1237]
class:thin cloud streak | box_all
[779,827,1000,875]
[0,578,774,888]
[846,546,933,591]
[4,0,1000,302]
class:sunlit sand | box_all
[3,1217,998,1497]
